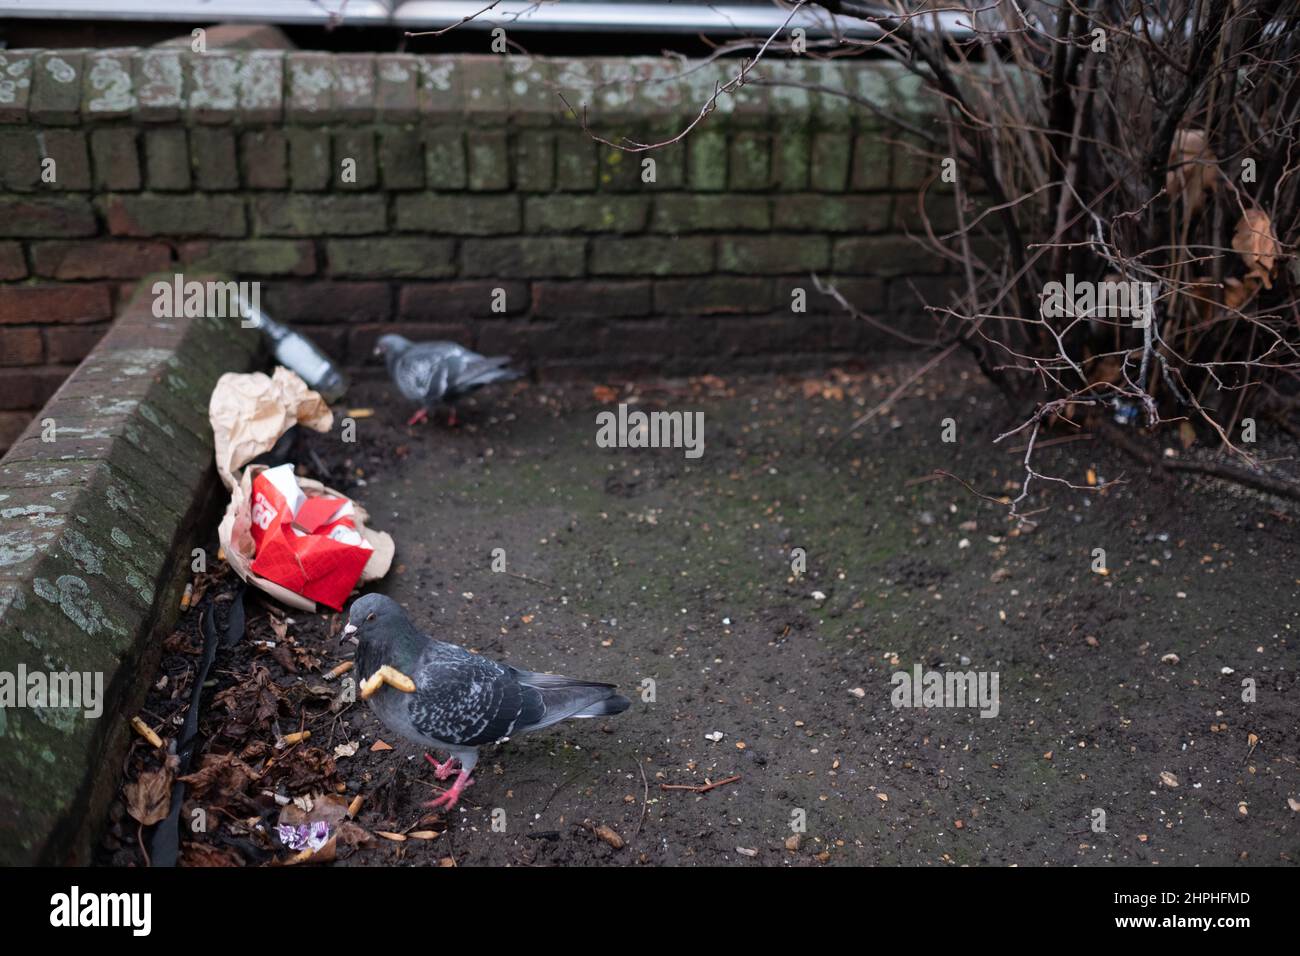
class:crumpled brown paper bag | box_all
[210,368,394,612]
[210,367,334,491]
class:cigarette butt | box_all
[217,547,226,562]
[282,730,311,745]
[408,830,439,840]
[375,831,407,842]
[346,408,375,418]
[180,583,193,611]
[131,716,163,748]
[324,660,354,681]
[348,795,364,818]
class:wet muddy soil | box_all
[102,357,1299,866]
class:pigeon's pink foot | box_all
[446,408,458,428]
[424,768,473,811]
[424,752,458,781]
[406,407,429,426]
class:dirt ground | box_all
[101,356,1300,866]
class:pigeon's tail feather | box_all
[573,694,631,718]
[454,357,521,391]
[514,672,630,733]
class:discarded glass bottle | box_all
[239,300,348,402]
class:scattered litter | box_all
[211,368,393,612]
[130,715,163,749]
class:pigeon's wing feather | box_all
[445,355,521,401]
[407,645,543,747]
[390,350,444,404]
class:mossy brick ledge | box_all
[0,275,263,865]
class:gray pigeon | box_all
[344,593,631,810]
[373,334,520,426]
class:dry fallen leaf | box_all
[124,755,178,826]
[1166,129,1218,214]
[1233,209,1281,288]
[1222,275,1261,312]
[371,739,393,752]
[592,385,619,404]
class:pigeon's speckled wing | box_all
[391,348,451,405]
[407,643,543,747]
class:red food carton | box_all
[249,464,373,611]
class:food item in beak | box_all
[360,664,417,700]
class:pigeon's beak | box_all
[343,622,359,645]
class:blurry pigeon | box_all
[374,334,520,427]
[344,593,631,811]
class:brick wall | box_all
[0,49,950,451]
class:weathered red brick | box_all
[0,242,27,280]
[239,52,285,124]
[83,50,136,119]
[327,239,453,278]
[0,367,70,410]
[461,238,585,279]
[375,55,419,119]
[261,281,392,325]
[185,52,241,124]
[40,130,92,190]
[378,127,424,190]
[132,49,183,122]
[241,130,288,189]
[589,237,712,277]
[0,130,41,190]
[334,55,376,120]
[145,128,191,191]
[44,324,108,364]
[0,198,97,238]
[252,195,385,236]
[30,52,83,124]
[286,53,335,122]
[0,284,112,324]
[31,240,172,279]
[179,240,315,276]
[191,128,239,190]
[533,281,652,319]
[0,52,34,123]
[103,195,246,237]
[287,128,331,191]
[398,281,529,320]
[90,128,141,191]
[333,130,376,190]
[653,278,774,314]
[0,410,32,452]
[0,328,43,366]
